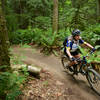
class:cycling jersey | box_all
[64,36,84,52]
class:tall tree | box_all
[71,0,76,8]
[52,0,58,34]
[0,0,10,68]
[1,0,6,13]
[97,0,100,22]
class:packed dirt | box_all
[12,45,100,100]
[17,69,85,100]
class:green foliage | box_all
[58,28,71,41]
[5,0,99,32]
[5,0,100,54]
[41,29,58,48]
[79,46,100,63]
[59,0,97,30]
[87,52,100,63]
[9,27,43,44]
[0,69,28,100]
[79,46,88,57]
[82,24,100,45]
[10,54,26,65]
[35,16,51,29]
[20,43,31,48]
[39,28,71,54]
[9,27,71,54]
[2,0,100,99]
[0,53,29,100]
[32,28,43,44]
[95,45,100,50]
[26,0,47,9]
[6,14,19,32]
[5,0,52,31]
[52,50,59,56]
[59,5,75,29]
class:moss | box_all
[0,3,10,68]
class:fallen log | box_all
[11,64,42,75]
[27,65,42,74]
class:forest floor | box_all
[12,45,100,100]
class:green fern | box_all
[79,46,100,63]
[0,67,29,100]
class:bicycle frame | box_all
[74,50,94,75]
[62,50,100,96]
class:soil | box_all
[17,70,84,100]
[12,45,100,100]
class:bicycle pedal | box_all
[73,71,78,75]
[80,70,86,75]
[69,67,73,72]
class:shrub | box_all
[9,27,43,44]
[9,27,72,53]
[0,69,28,100]
[82,24,100,46]
[41,29,59,51]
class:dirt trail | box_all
[13,46,100,100]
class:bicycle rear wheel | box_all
[61,55,70,69]
[86,68,100,96]
[61,55,74,73]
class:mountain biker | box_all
[63,29,96,68]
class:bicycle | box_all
[61,50,100,96]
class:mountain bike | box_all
[61,50,100,96]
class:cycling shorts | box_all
[64,49,81,58]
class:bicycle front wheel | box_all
[86,68,100,96]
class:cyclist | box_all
[63,29,96,68]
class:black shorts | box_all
[64,49,81,58]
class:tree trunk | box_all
[1,0,6,13]
[71,5,80,29]
[71,0,76,8]
[52,0,58,34]
[0,1,10,68]
[97,0,100,22]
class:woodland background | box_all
[0,0,100,100]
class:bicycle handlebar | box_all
[85,50,94,58]
[75,50,94,62]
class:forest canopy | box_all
[2,0,100,46]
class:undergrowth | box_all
[0,53,29,100]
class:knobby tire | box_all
[86,68,100,96]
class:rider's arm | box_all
[83,42,94,49]
[66,47,73,58]
[79,38,94,49]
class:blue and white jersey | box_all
[66,36,84,52]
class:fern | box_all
[41,29,58,48]
[79,46,100,63]
[82,24,100,45]
[0,67,29,100]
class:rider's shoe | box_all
[79,69,86,75]
[68,67,73,72]
[73,71,78,75]
[73,66,78,75]
[81,71,86,75]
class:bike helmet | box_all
[72,29,81,36]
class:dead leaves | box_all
[18,70,76,100]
